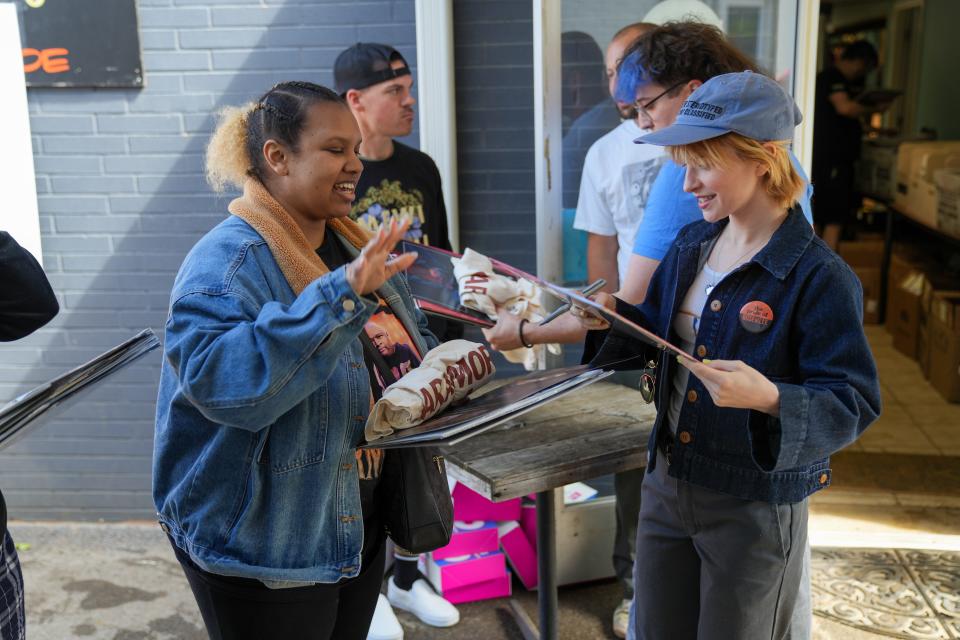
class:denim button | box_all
[342,298,356,312]
[696,345,707,358]
[819,473,828,484]
[679,431,692,444]
[710,300,722,312]
[686,389,697,403]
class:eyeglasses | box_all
[634,81,686,117]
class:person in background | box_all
[154,80,434,640]
[569,21,661,639]
[575,71,880,640]
[334,44,461,640]
[0,231,60,640]
[812,40,882,250]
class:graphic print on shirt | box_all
[351,179,430,244]
[356,300,423,480]
[622,157,664,226]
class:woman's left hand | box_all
[678,358,780,416]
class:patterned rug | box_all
[812,548,960,638]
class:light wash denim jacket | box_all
[154,216,437,583]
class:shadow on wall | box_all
[0,1,418,521]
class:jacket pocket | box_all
[259,387,329,473]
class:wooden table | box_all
[443,381,657,640]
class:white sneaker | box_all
[367,593,403,640]
[387,577,460,627]
[612,598,631,639]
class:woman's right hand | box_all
[569,292,614,331]
[346,219,417,296]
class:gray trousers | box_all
[614,468,644,600]
[632,452,808,640]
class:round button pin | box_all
[739,301,774,333]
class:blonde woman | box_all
[576,72,881,639]
[154,81,435,640]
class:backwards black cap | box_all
[334,43,410,94]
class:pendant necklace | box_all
[704,237,765,296]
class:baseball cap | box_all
[334,43,410,94]
[635,71,802,146]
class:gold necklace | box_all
[704,236,765,295]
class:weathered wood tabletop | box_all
[443,381,657,501]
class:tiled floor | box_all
[855,325,960,456]
[807,324,960,638]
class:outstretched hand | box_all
[677,358,780,416]
[345,219,418,296]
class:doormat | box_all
[812,548,959,639]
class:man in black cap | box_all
[335,43,461,640]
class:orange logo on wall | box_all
[22,48,70,74]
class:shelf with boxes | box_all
[884,246,960,402]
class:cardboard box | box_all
[432,521,500,561]
[498,521,537,589]
[421,551,507,594]
[441,570,512,605]
[927,292,960,402]
[520,502,537,546]
[838,240,884,267]
[839,240,884,325]
[895,141,960,226]
[887,271,924,358]
[452,483,521,522]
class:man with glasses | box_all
[614,22,815,304]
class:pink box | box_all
[452,483,521,522]
[443,570,512,604]
[520,503,537,547]
[498,522,537,589]
[421,551,507,593]
[432,520,499,560]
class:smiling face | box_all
[354,59,416,138]
[269,101,363,222]
[681,145,765,223]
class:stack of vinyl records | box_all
[361,365,613,449]
[0,328,161,451]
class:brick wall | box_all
[0,0,418,520]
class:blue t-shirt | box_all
[631,154,815,261]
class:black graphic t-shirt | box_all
[352,141,463,342]
[317,231,424,563]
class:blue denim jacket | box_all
[585,207,881,503]
[154,216,437,583]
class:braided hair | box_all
[206,81,345,191]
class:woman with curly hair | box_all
[153,81,435,640]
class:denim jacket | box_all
[154,216,437,583]
[584,207,881,503]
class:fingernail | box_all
[703,359,712,364]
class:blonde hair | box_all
[206,103,255,192]
[669,132,806,209]
[204,81,346,193]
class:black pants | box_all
[171,538,386,640]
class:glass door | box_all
[534,0,812,286]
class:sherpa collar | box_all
[227,178,370,294]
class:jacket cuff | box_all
[766,382,809,471]
[315,265,376,324]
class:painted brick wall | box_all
[0,0,418,520]
[453,0,536,276]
